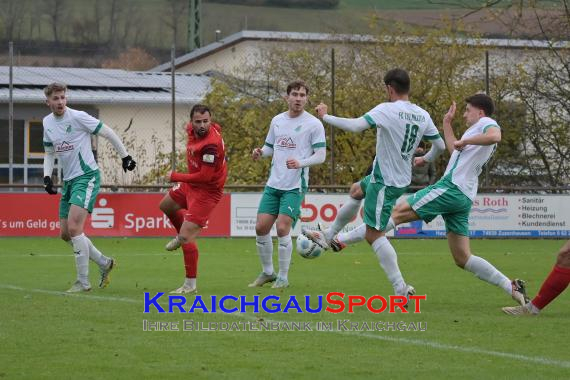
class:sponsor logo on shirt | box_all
[55,141,74,152]
[276,136,296,150]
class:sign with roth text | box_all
[0,193,568,238]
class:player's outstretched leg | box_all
[301,225,330,250]
[331,223,367,252]
[448,232,528,305]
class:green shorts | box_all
[258,186,304,225]
[363,180,407,231]
[406,175,472,236]
[359,174,371,196]
[59,170,101,219]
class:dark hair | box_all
[286,80,309,95]
[190,104,211,119]
[44,82,67,97]
[383,68,410,95]
[465,93,494,116]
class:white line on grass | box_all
[2,283,570,369]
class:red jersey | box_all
[170,122,227,190]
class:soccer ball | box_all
[296,234,323,259]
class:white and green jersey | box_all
[264,111,326,191]
[364,100,440,188]
[444,116,500,200]
[43,107,102,181]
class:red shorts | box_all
[168,182,223,227]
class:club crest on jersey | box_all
[276,136,296,149]
[56,141,74,152]
[66,125,72,133]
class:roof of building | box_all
[0,66,210,104]
[151,30,570,72]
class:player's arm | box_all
[253,122,276,160]
[454,126,501,150]
[442,102,458,154]
[315,102,368,132]
[252,143,273,160]
[170,144,218,184]
[322,115,369,132]
[42,141,57,195]
[96,125,136,171]
[417,137,445,165]
[286,148,326,169]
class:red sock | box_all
[167,209,186,233]
[182,242,199,278]
[532,265,570,309]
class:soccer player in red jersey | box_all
[159,104,227,293]
[503,240,570,315]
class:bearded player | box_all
[159,104,227,294]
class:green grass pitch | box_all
[1,237,569,379]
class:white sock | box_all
[337,223,366,246]
[325,197,362,241]
[277,235,292,279]
[184,277,197,289]
[464,255,512,294]
[256,234,274,275]
[85,237,111,268]
[384,217,396,233]
[71,233,90,286]
[372,236,406,294]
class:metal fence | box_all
[0,42,207,191]
[2,34,568,193]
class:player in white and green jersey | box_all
[304,68,445,301]
[42,82,137,293]
[248,80,326,289]
[384,93,528,306]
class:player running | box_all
[159,104,227,294]
[381,94,529,305]
[304,68,445,300]
[42,82,136,292]
[248,80,326,289]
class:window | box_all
[28,121,44,156]
[0,119,25,164]
[0,119,55,188]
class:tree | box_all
[451,1,570,188]
[0,0,28,41]
[42,0,67,45]
[172,25,490,187]
[163,0,188,56]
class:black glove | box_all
[43,176,57,195]
[122,155,136,172]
